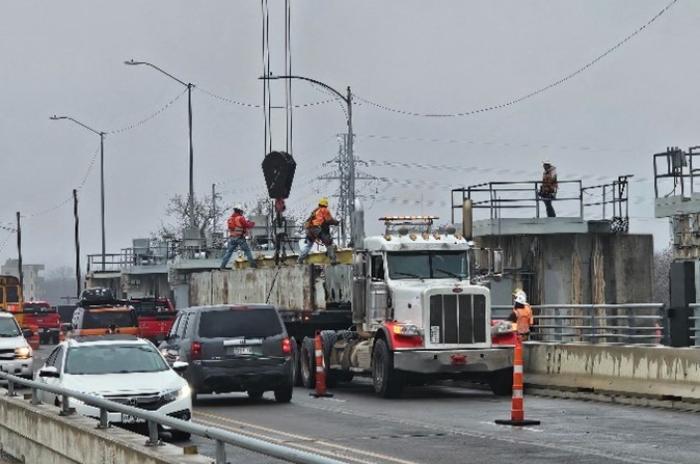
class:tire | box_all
[320,331,338,388]
[372,339,403,398]
[300,337,315,389]
[488,368,514,396]
[291,337,303,387]
[274,385,293,403]
[170,430,191,441]
[247,390,264,401]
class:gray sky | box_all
[1,0,697,270]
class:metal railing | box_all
[689,303,700,346]
[580,175,632,232]
[492,303,665,344]
[0,371,345,464]
[653,146,700,199]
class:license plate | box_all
[232,346,253,355]
[121,414,145,424]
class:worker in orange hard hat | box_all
[298,197,339,264]
[508,289,534,340]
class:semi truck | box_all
[188,205,513,398]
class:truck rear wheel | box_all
[372,339,403,398]
[488,368,514,396]
[300,337,315,389]
[290,337,303,387]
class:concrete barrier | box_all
[0,390,211,464]
[524,343,700,401]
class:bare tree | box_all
[155,193,227,240]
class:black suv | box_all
[159,305,294,403]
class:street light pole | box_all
[125,59,196,230]
[50,115,107,271]
[259,75,355,233]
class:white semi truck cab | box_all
[302,215,514,398]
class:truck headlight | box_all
[491,321,514,335]
[392,323,421,337]
[14,346,32,359]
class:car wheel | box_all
[247,390,264,401]
[274,385,293,403]
[170,430,191,441]
[300,337,315,389]
[372,339,403,398]
[488,368,514,396]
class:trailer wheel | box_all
[320,331,338,388]
[372,339,403,398]
[300,337,315,389]
[488,367,513,396]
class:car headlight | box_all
[163,384,191,402]
[392,323,421,337]
[14,346,32,359]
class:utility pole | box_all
[211,183,217,236]
[15,212,23,292]
[73,189,81,298]
[346,86,355,226]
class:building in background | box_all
[1,259,45,301]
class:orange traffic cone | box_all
[27,325,40,350]
[495,335,540,426]
[310,332,333,398]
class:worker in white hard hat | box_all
[298,197,339,264]
[508,289,534,339]
[539,160,558,218]
[220,204,257,269]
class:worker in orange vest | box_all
[220,204,257,269]
[298,197,339,264]
[508,289,534,340]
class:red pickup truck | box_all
[22,301,61,345]
[129,297,177,343]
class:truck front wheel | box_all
[488,367,514,396]
[372,339,403,398]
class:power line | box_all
[196,86,336,109]
[353,0,679,118]
[107,89,188,135]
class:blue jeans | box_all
[220,237,256,268]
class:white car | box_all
[0,312,33,378]
[35,335,192,440]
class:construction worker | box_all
[220,204,257,269]
[539,160,558,218]
[298,197,339,264]
[508,289,534,340]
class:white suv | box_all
[35,335,192,440]
[0,312,33,378]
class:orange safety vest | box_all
[513,304,534,334]
[227,214,249,238]
[307,207,334,228]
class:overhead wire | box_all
[106,89,188,135]
[353,0,679,118]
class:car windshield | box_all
[199,307,283,339]
[0,318,21,337]
[64,344,168,375]
[82,309,136,329]
[387,251,468,280]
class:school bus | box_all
[0,275,24,325]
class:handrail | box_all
[0,371,346,464]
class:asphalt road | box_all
[29,346,700,464]
[188,378,700,464]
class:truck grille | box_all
[429,294,486,344]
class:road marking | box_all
[195,411,421,464]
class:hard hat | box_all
[233,204,244,211]
[513,289,527,305]
[318,197,329,207]
[542,159,552,165]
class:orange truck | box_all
[66,288,140,338]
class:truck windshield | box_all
[82,309,136,329]
[387,251,468,280]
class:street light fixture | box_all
[50,115,107,271]
[125,59,196,230]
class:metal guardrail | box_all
[689,303,700,346]
[0,371,345,464]
[493,303,664,344]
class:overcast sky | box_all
[1,0,697,270]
